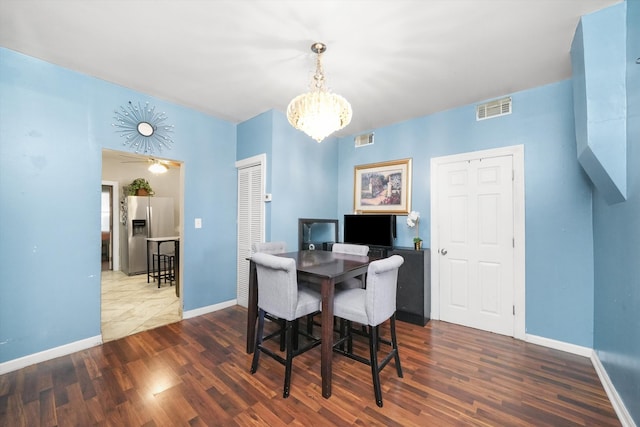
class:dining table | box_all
[246,249,377,399]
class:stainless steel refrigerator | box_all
[121,196,175,275]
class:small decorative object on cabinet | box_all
[298,218,338,251]
[388,247,430,326]
[406,210,422,250]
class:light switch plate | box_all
[195,218,202,229]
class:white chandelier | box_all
[287,42,352,143]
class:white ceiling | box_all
[0,0,621,138]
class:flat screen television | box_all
[343,214,396,248]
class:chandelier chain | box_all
[313,51,325,91]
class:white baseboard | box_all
[526,334,635,426]
[0,335,102,375]
[525,333,593,357]
[591,351,637,427]
[183,299,237,319]
[0,299,238,375]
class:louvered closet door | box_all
[237,162,264,307]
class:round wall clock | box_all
[113,101,175,154]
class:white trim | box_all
[591,351,637,427]
[183,299,237,319]
[235,153,266,169]
[430,144,526,339]
[0,335,102,375]
[0,299,236,375]
[525,333,592,357]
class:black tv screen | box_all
[343,214,396,248]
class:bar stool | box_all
[152,253,174,287]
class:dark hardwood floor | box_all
[0,305,620,426]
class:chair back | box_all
[365,255,404,326]
[332,243,369,256]
[252,241,287,255]
[252,252,299,321]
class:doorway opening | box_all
[100,149,184,342]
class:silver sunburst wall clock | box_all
[113,101,175,154]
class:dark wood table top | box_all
[275,250,375,280]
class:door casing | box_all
[430,144,525,339]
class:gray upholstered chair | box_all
[251,241,289,350]
[332,254,404,407]
[251,241,287,255]
[250,252,322,398]
[306,243,370,335]
[332,243,369,289]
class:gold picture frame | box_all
[353,158,412,214]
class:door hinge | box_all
[513,305,515,315]
[512,237,515,248]
[512,169,515,181]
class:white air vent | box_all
[355,133,374,147]
[476,97,512,121]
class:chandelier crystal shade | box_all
[287,43,352,142]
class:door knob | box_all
[441,248,448,255]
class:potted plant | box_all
[407,210,422,250]
[126,178,154,196]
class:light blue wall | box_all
[0,48,237,362]
[337,81,596,347]
[592,0,640,421]
[236,110,338,251]
[271,112,338,250]
[571,3,627,204]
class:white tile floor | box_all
[100,270,181,342]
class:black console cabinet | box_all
[388,247,431,326]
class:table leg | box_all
[146,240,151,283]
[320,277,335,398]
[174,240,180,297]
[156,241,162,288]
[246,261,258,353]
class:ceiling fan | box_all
[119,156,180,174]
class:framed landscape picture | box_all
[353,158,412,214]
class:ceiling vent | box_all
[476,97,512,121]
[355,132,374,147]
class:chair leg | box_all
[279,319,286,351]
[368,325,383,407]
[390,315,403,378]
[346,320,354,354]
[292,319,299,350]
[283,320,294,398]
[250,309,265,373]
[306,313,314,335]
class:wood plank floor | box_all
[0,305,620,426]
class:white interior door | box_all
[437,154,515,336]
[236,154,265,307]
